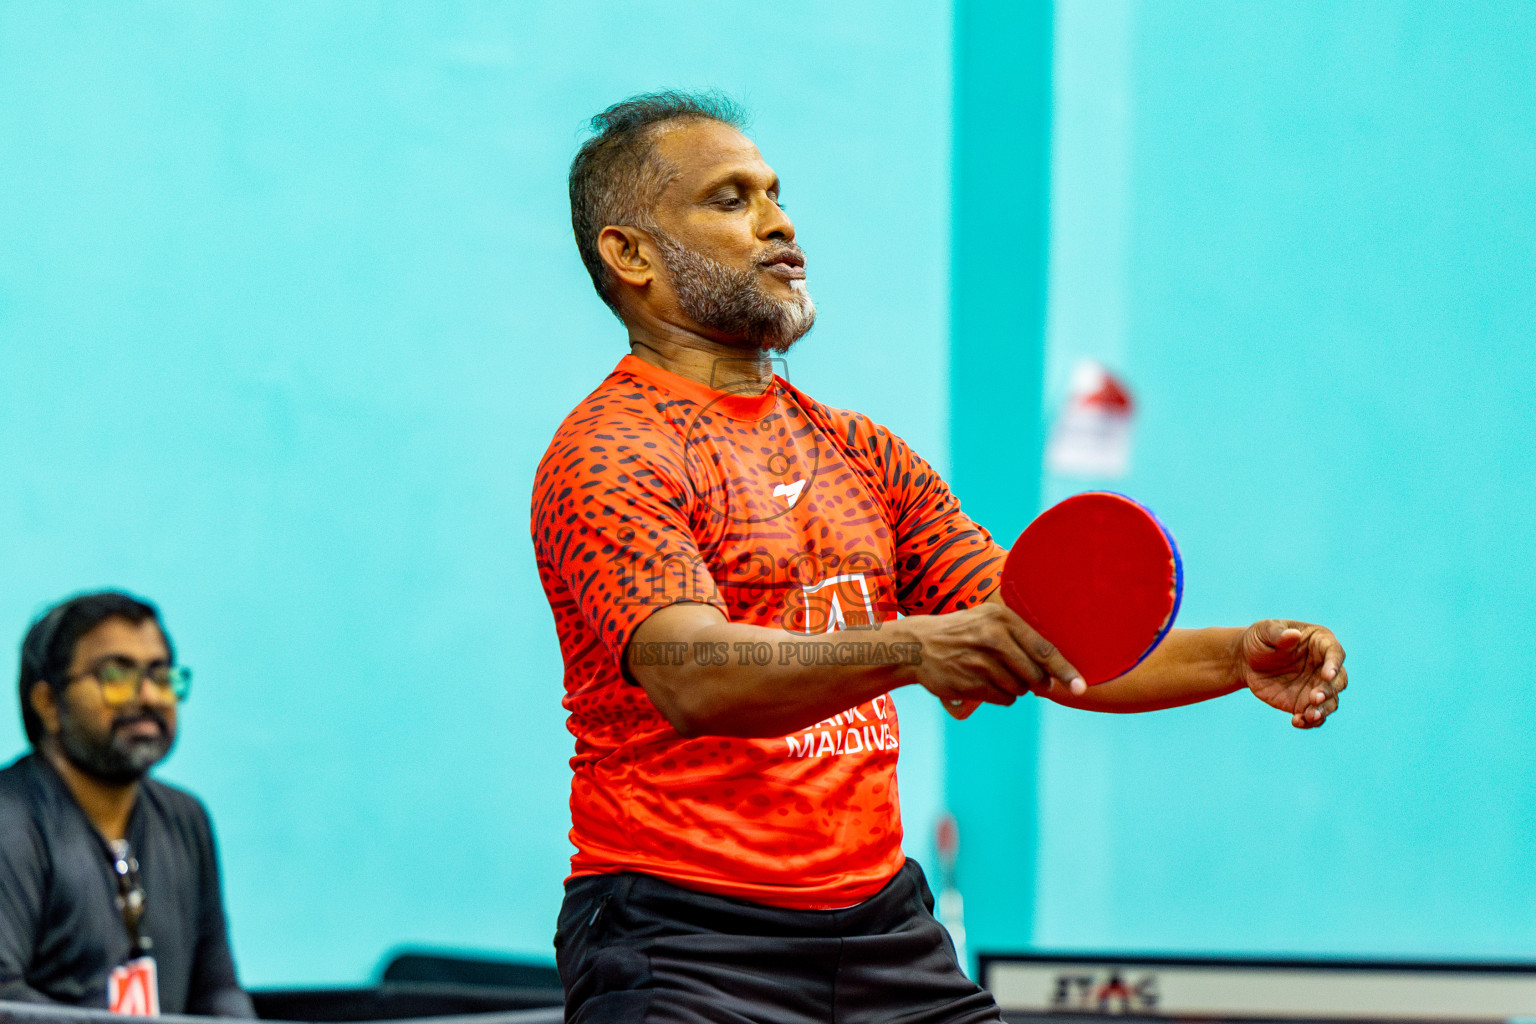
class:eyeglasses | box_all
[66,656,192,707]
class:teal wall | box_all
[1028,0,1536,958]
[0,2,956,986]
[946,0,1054,964]
[7,0,1535,994]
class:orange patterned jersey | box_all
[531,354,1005,909]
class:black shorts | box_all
[555,859,1002,1024]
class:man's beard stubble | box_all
[57,706,174,786]
[652,234,817,354]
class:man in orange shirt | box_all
[532,92,1347,1024]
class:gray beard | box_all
[653,235,816,353]
[56,709,174,786]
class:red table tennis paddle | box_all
[1000,491,1183,687]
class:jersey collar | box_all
[616,353,782,422]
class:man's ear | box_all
[29,680,60,737]
[597,225,658,290]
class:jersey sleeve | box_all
[532,427,728,661]
[878,428,1007,616]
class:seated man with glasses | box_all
[0,591,253,1016]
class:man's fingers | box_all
[1308,631,1347,711]
[946,678,1019,707]
[1026,675,1083,699]
[1296,689,1340,727]
[963,648,1032,703]
[1035,641,1085,694]
[1311,628,1346,675]
[996,609,1085,695]
[1305,688,1337,710]
[1303,701,1338,725]
[981,626,1049,694]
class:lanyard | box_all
[105,839,152,959]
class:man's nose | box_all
[136,676,173,707]
[756,196,795,243]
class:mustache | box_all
[755,241,807,268]
[112,708,170,736]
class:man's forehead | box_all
[653,120,775,190]
[72,617,168,661]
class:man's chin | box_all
[119,735,173,772]
[755,303,816,354]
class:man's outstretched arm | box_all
[981,588,1348,728]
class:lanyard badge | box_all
[106,840,158,1015]
[108,957,159,1016]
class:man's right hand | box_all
[895,602,1085,714]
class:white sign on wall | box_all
[1045,359,1135,479]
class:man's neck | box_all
[626,319,775,395]
[41,745,138,842]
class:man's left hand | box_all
[1237,619,1347,728]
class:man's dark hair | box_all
[569,90,748,317]
[17,591,172,746]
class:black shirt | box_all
[0,754,253,1016]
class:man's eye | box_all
[97,661,134,683]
